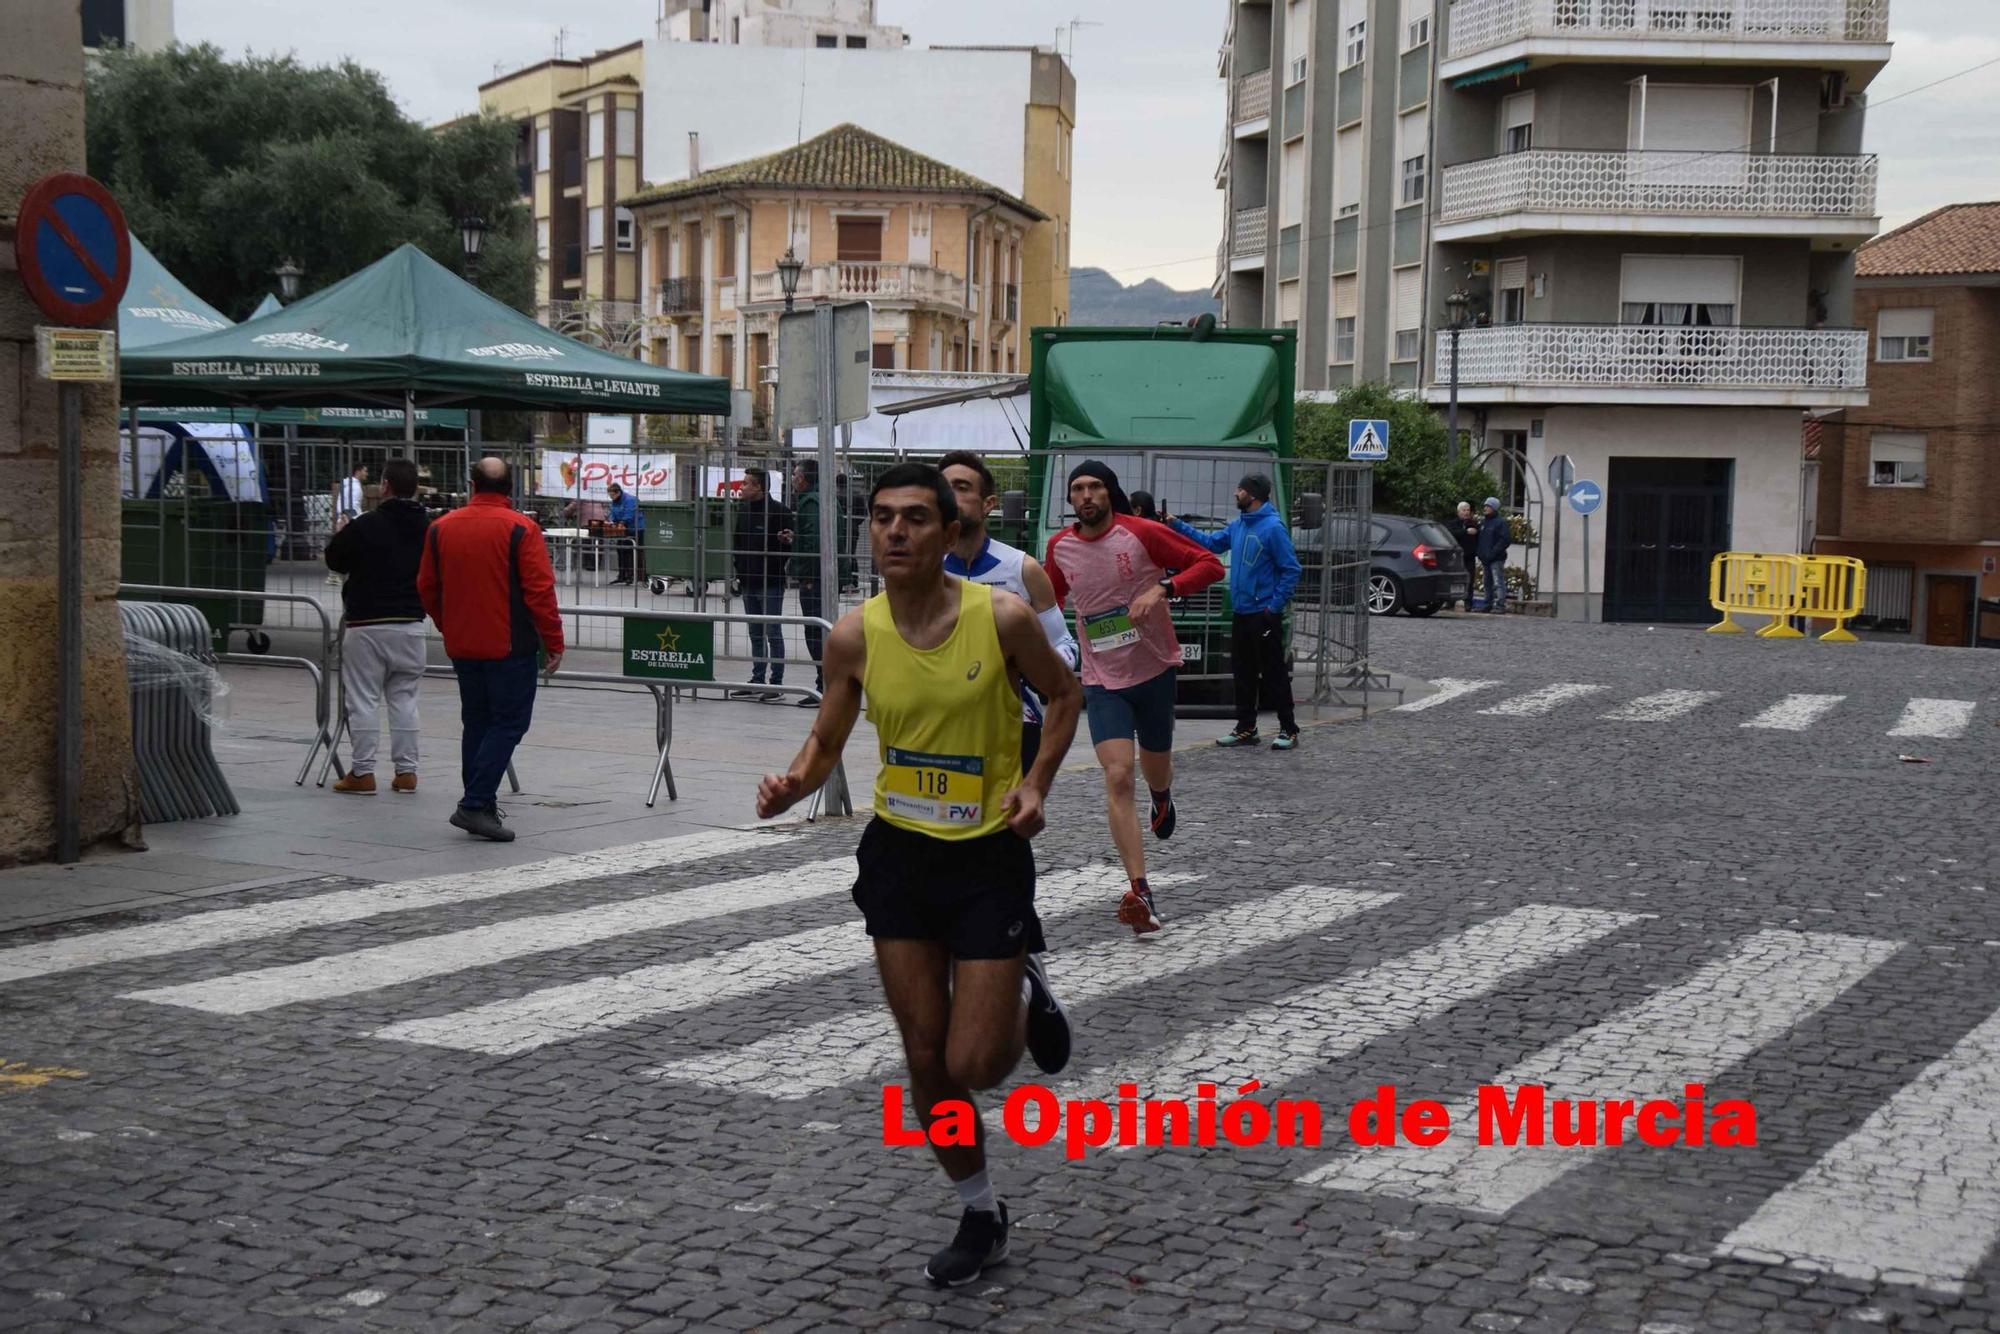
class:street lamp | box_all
[776,247,804,313]
[1445,288,1471,460]
[459,216,488,278]
[274,257,303,302]
[459,217,489,454]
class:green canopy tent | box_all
[121,243,731,426]
[119,242,468,430]
[248,293,283,319]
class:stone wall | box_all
[0,0,139,864]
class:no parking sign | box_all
[14,172,131,327]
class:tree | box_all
[86,45,532,318]
[1295,382,1497,520]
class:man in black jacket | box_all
[1453,501,1481,610]
[325,459,431,793]
[729,466,794,701]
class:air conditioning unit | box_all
[1821,70,1849,110]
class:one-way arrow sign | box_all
[1348,417,1389,462]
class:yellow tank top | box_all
[863,579,1024,841]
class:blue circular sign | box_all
[1568,480,1603,516]
[14,173,130,326]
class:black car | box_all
[1293,513,1466,616]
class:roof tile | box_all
[1856,201,2000,278]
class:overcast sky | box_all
[176,0,2000,293]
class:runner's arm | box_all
[993,594,1081,797]
[1019,556,1080,670]
[1041,532,1070,609]
[757,610,865,818]
[1130,517,1227,597]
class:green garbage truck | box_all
[1027,322,1297,708]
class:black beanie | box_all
[1239,473,1272,503]
[1067,459,1133,516]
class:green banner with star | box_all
[622,617,715,682]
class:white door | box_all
[1627,82,1753,192]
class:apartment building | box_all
[657,0,905,49]
[1812,202,2000,647]
[82,0,174,53]
[1218,0,1890,622]
[622,123,1045,435]
[643,35,1075,334]
[479,43,646,331]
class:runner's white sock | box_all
[1021,976,1032,1007]
[954,1170,998,1218]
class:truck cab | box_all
[1028,323,1297,707]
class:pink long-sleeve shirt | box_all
[1044,515,1225,690]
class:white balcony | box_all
[743,261,967,308]
[1230,206,1268,270]
[1233,67,1271,135]
[1432,322,1868,406]
[1441,0,1892,81]
[1436,149,1878,243]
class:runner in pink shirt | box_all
[1044,460,1225,934]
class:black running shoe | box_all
[1149,792,1177,841]
[1022,954,1071,1074]
[924,1203,1010,1287]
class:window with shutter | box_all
[1398,109,1428,205]
[1877,308,1934,362]
[1501,92,1535,154]
[1332,275,1358,363]
[1402,0,1429,49]
[836,218,883,262]
[1497,257,1527,324]
[1281,141,1306,227]
[1868,433,1926,487]
[1393,267,1421,361]
[1336,127,1362,215]
[587,111,606,159]
[1618,255,1740,326]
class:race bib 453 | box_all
[1082,605,1142,653]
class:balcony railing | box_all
[1233,67,1272,124]
[1448,0,1891,62]
[1437,322,1867,393]
[744,261,966,306]
[1231,205,1269,256]
[1438,149,1878,226]
[658,276,703,315]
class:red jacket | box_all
[417,493,564,661]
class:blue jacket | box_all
[1476,512,1510,562]
[607,492,643,533]
[1168,502,1301,614]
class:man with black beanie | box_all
[1168,473,1303,750]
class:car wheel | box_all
[1405,601,1442,618]
[1365,572,1403,616]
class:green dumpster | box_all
[120,498,270,649]
[641,500,731,591]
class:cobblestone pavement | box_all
[2,615,1997,1332]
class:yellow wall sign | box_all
[36,326,117,382]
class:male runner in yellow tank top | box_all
[756,462,1083,1288]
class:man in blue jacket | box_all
[1476,496,1511,613]
[1167,473,1304,751]
[606,482,646,586]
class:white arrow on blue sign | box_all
[1348,418,1389,461]
[1568,480,1603,515]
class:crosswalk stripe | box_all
[646,883,1397,1100]
[1046,905,1640,1134]
[1298,929,1902,1218]
[1601,690,1722,723]
[1741,694,1845,731]
[1886,697,1977,740]
[1715,1004,2000,1293]
[0,827,791,986]
[1478,683,1606,717]
[1395,679,1502,712]
[371,866,1150,1055]
[122,857,860,1015]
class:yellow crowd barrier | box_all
[1708,552,1865,642]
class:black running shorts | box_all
[852,817,1044,959]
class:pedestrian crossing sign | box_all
[1348,418,1389,461]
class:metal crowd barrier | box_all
[1708,553,1867,642]
[320,604,848,816]
[120,583,344,783]
[120,601,239,822]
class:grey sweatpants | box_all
[343,621,427,775]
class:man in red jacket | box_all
[417,457,565,842]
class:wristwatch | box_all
[1159,576,1177,596]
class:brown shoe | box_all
[391,772,417,794]
[332,773,376,795]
